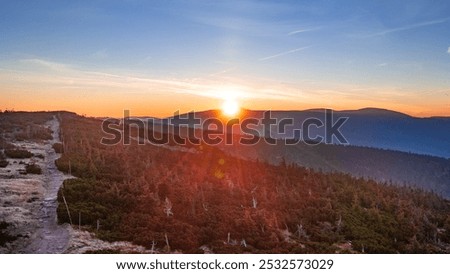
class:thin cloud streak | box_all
[20,58,70,71]
[288,27,321,35]
[4,58,447,117]
[259,46,310,61]
[5,58,306,102]
[367,17,450,37]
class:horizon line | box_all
[2,107,449,120]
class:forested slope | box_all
[55,113,450,253]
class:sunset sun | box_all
[222,99,240,117]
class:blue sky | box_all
[1,0,449,117]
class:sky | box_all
[0,0,449,117]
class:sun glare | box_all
[222,99,240,117]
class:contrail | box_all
[367,17,450,37]
[288,27,320,35]
[259,46,310,61]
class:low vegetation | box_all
[0,160,8,168]
[4,149,33,159]
[0,152,8,168]
[0,222,17,247]
[25,163,42,175]
[0,111,55,142]
[52,143,64,153]
[0,138,16,151]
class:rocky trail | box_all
[19,117,72,253]
[1,116,148,254]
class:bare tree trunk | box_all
[150,240,157,254]
[61,192,72,225]
[336,215,342,231]
[163,197,173,217]
[165,233,171,252]
[252,196,258,209]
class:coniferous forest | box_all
[53,112,450,254]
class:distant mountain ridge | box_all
[171,108,450,159]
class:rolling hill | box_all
[189,108,450,159]
[128,108,450,198]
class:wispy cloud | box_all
[367,17,450,37]
[3,57,447,117]
[288,27,321,35]
[208,67,236,77]
[4,58,306,102]
[447,46,450,54]
[20,58,70,71]
[259,46,310,61]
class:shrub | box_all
[0,141,16,150]
[52,143,64,153]
[15,127,53,141]
[0,160,8,168]
[26,164,42,174]
[4,149,33,159]
[0,222,17,246]
[31,128,53,140]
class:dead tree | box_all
[61,191,73,225]
[165,233,171,252]
[163,197,173,217]
[296,224,308,239]
[336,215,342,231]
[150,240,157,254]
[251,187,258,209]
[252,195,258,209]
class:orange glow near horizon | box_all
[1,91,449,119]
[0,76,448,118]
[1,58,448,118]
